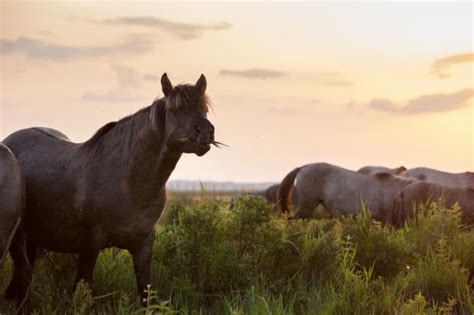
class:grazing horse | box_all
[404,167,474,189]
[253,184,298,206]
[0,143,24,267]
[3,73,215,308]
[357,165,406,176]
[393,182,474,227]
[278,163,415,222]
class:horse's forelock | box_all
[165,84,209,113]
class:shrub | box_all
[403,239,472,313]
[1,195,473,314]
[337,210,409,278]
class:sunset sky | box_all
[1,1,473,182]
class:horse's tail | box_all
[278,167,301,214]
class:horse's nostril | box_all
[194,124,201,134]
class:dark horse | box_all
[0,143,24,267]
[3,73,215,308]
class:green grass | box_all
[1,194,473,314]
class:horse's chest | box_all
[121,205,162,231]
[100,202,165,248]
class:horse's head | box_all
[151,73,215,156]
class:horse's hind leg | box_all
[73,250,99,289]
[131,230,155,304]
[294,199,319,219]
[4,230,32,309]
[25,241,38,267]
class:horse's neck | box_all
[82,115,181,203]
[125,130,182,202]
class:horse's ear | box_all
[161,73,173,97]
[397,166,407,174]
[195,74,207,94]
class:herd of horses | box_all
[0,73,472,311]
[255,164,473,226]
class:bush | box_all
[1,195,472,314]
[337,210,409,278]
[403,239,472,312]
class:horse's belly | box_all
[22,210,86,252]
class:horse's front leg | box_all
[130,230,155,304]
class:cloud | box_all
[111,64,142,88]
[80,90,148,103]
[72,15,231,40]
[143,73,160,81]
[301,70,354,86]
[0,36,154,61]
[432,53,474,78]
[110,64,162,87]
[368,88,474,114]
[220,68,288,79]
[266,107,311,115]
[307,99,321,105]
[36,30,55,38]
[324,80,354,87]
[80,64,156,103]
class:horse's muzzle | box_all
[193,120,214,145]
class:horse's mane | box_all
[84,122,118,148]
[81,105,156,152]
[81,84,207,151]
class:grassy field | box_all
[1,192,473,314]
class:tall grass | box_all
[0,195,473,314]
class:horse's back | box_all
[405,167,448,179]
[298,162,348,184]
[4,127,70,147]
[4,127,75,167]
[32,127,71,142]
[297,163,374,213]
[300,164,407,219]
[405,167,472,189]
[399,182,474,224]
[358,165,406,176]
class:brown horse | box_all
[253,184,299,208]
[393,182,474,227]
[3,74,215,309]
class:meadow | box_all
[0,192,473,314]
